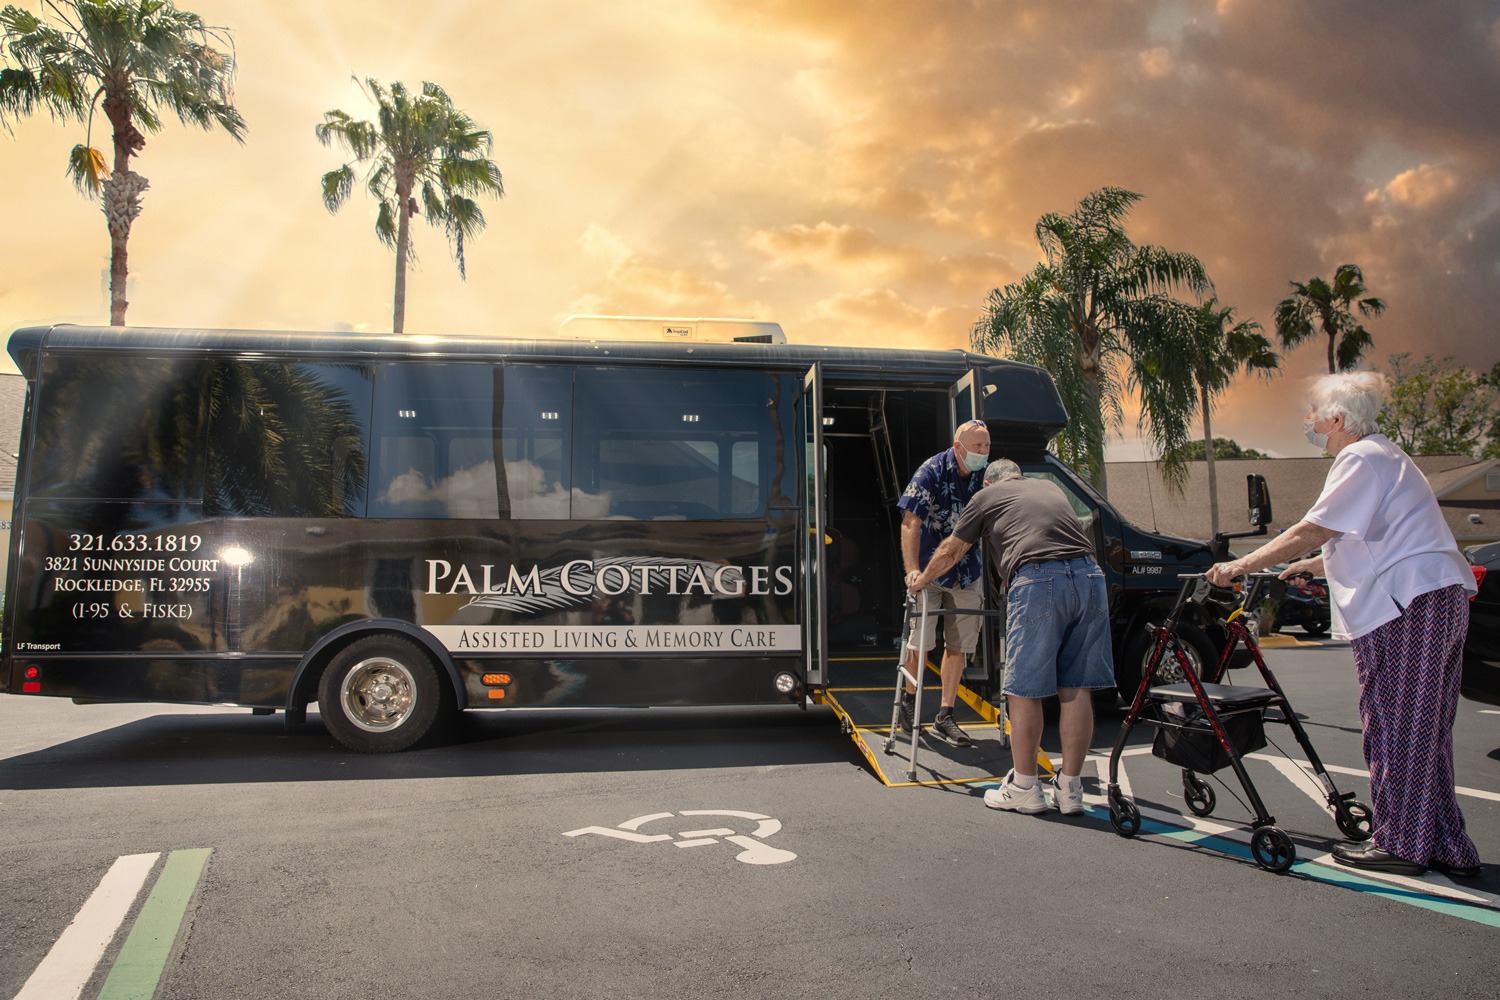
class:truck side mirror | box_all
[1247,474,1272,527]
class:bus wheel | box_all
[1117,621,1215,700]
[319,636,445,753]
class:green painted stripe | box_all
[96,849,212,1000]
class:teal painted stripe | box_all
[1083,805,1500,928]
[1291,859,1500,927]
[96,848,212,1000]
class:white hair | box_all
[1308,371,1389,436]
[984,458,1023,484]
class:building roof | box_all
[1103,454,1499,549]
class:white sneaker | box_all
[1051,774,1085,816]
[984,770,1048,813]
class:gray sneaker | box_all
[931,713,972,747]
[898,690,915,734]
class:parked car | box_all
[1264,569,1331,637]
[1462,542,1500,706]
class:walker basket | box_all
[1151,708,1266,774]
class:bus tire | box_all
[1116,620,1216,701]
[319,635,447,753]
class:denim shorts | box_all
[1003,556,1115,698]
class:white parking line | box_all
[1086,752,1132,800]
[1270,758,1500,804]
[14,853,159,1000]
[1246,754,1341,815]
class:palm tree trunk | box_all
[393,182,413,334]
[1081,362,1108,497]
[393,205,410,334]
[1201,383,1219,536]
[108,222,130,326]
[103,172,151,325]
[103,95,147,327]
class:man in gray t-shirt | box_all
[953,472,1094,592]
[908,459,1115,817]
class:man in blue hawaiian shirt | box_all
[895,419,990,746]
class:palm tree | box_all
[317,79,504,334]
[1273,263,1385,374]
[0,0,246,325]
[1174,300,1280,533]
[971,187,1211,495]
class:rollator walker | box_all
[1105,573,1374,872]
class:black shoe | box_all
[931,713,972,747]
[1332,842,1426,876]
[898,691,915,734]
[1429,859,1483,879]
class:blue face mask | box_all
[961,449,988,473]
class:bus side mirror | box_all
[1247,474,1272,527]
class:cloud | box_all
[800,289,974,350]
[1139,47,1174,78]
[568,226,763,319]
[744,222,918,274]
[1373,164,1461,209]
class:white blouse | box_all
[1303,434,1475,640]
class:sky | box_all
[1,0,1497,460]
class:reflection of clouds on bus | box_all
[377,459,611,519]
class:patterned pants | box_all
[1350,584,1479,868]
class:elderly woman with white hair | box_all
[1206,371,1480,878]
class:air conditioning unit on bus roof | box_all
[557,315,786,344]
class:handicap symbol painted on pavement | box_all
[563,810,798,865]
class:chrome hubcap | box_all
[340,657,416,732]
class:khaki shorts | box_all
[906,579,983,655]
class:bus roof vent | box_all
[557,315,786,344]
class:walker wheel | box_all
[1335,800,1373,842]
[1250,826,1296,873]
[1109,796,1141,838]
[1183,774,1216,817]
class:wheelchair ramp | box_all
[819,655,1052,788]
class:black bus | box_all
[0,325,1251,752]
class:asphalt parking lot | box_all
[1,640,1496,1000]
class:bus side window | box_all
[1024,470,1098,532]
[369,363,571,519]
[204,361,372,517]
[573,367,777,521]
[29,355,209,502]
[376,436,439,515]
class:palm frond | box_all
[374,198,397,249]
[320,163,353,213]
[65,141,107,193]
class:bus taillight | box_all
[22,666,40,694]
